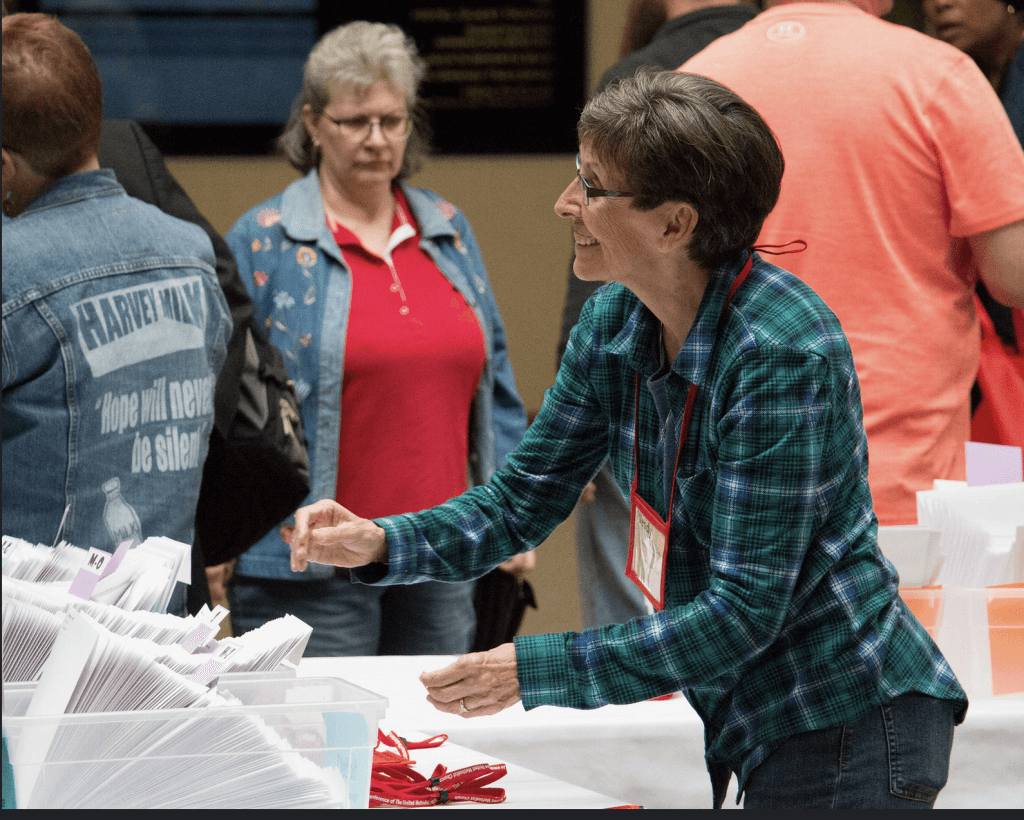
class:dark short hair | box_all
[2,13,102,179]
[278,20,429,178]
[578,68,784,270]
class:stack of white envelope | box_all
[914,480,1024,587]
[3,535,190,614]
[3,573,312,684]
[2,530,354,809]
[5,609,347,809]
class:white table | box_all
[300,655,1024,810]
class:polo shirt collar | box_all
[278,171,458,262]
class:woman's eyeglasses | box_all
[324,113,412,143]
[576,154,634,206]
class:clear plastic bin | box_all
[985,584,1024,697]
[900,584,1024,699]
[899,586,944,641]
[1,673,387,809]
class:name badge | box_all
[626,489,669,611]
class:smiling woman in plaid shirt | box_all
[290,69,968,809]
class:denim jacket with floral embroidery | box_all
[225,170,527,579]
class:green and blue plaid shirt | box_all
[371,251,966,793]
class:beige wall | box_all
[166,1,629,637]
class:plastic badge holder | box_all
[1,674,387,809]
[900,584,1024,699]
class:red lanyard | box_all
[370,730,508,807]
[630,253,754,517]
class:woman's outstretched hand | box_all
[290,498,388,572]
[420,643,521,718]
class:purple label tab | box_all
[965,441,1024,486]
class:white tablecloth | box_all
[300,655,1024,810]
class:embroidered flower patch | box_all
[257,208,281,227]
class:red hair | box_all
[2,13,102,179]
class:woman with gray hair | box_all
[225,21,528,656]
[288,69,967,808]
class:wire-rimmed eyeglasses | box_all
[576,153,634,206]
[324,113,412,143]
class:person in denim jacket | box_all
[225,22,528,656]
[2,13,231,616]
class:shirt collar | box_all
[280,171,456,253]
[622,251,752,386]
[19,169,122,216]
[326,184,418,258]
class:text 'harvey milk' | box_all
[73,275,209,378]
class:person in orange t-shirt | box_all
[923,0,1024,448]
[682,0,1024,524]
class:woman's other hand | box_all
[206,560,235,604]
[419,643,521,717]
[290,498,388,571]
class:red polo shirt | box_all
[330,187,486,519]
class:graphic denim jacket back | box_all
[226,170,527,579]
[2,170,231,556]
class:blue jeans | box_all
[229,572,476,657]
[740,693,958,809]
